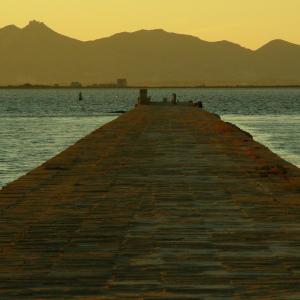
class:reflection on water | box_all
[1,87,300,117]
[0,88,299,188]
[0,116,116,188]
[222,115,300,167]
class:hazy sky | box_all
[1,0,299,49]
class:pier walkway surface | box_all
[1,104,300,299]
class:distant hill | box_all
[1,20,300,86]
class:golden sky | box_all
[1,0,299,49]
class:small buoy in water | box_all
[79,92,83,101]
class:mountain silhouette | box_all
[1,20,300,86]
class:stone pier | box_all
[0,104,300,299]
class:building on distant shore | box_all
[116,79,127,88]
[70,82,82,88]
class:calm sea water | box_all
[0,88,300,188]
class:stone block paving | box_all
[0,105,300,299]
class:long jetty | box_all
[1,102,300,299]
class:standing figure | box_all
[171,93,177,105]
[79,92,83,101]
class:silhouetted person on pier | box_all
[194,101,203,108]
[79,92,83,101]
[171,93,177,105]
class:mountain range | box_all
[1,20,300,86]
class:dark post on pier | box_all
[0,94,300,299]
[138,88,151,104]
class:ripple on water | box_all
[0,116,116,188]
[222,115,300,168]
[0,88,300,187]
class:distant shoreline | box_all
[1,85,300,89]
